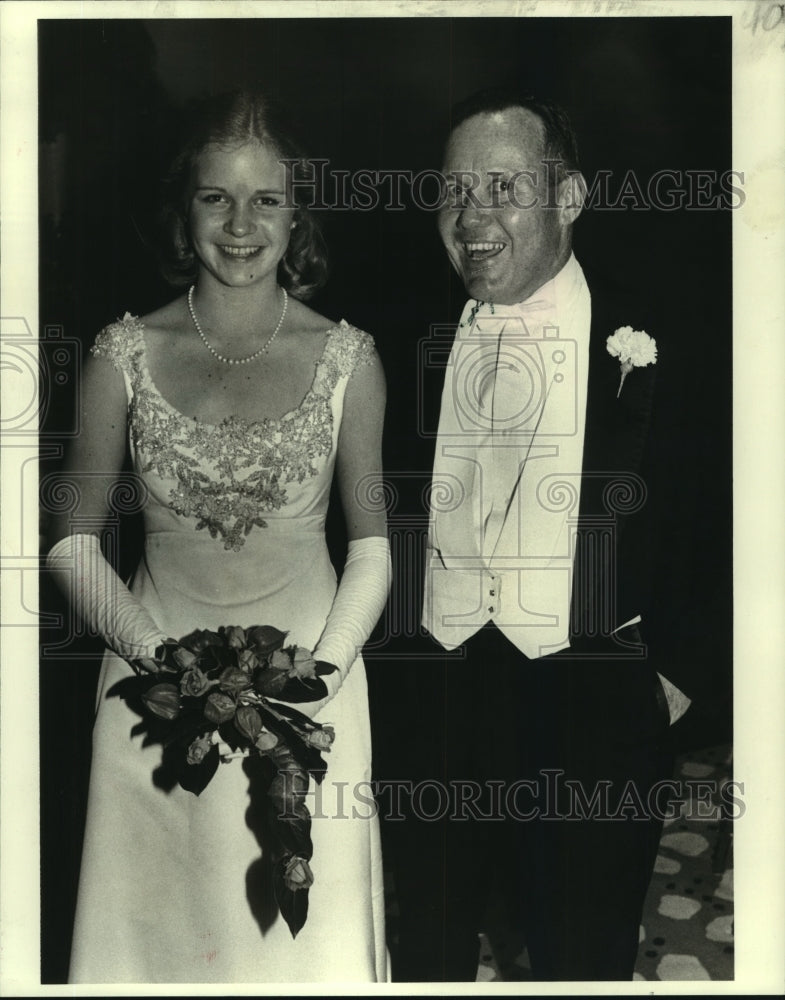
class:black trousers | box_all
[383,624,675,982]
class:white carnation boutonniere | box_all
[606,326,657,398]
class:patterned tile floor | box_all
[632,743,734,983]
[385,743,734,983]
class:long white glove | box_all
[292,535,391,715]
[46,532,166,665]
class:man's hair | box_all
[450,87,581,181]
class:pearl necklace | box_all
[187,285,288,365]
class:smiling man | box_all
[391,87,697,983]
[438,102,577,306]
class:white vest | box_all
[422,254,591,658]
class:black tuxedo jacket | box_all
[571,270,730,705]
[378,265,730,708]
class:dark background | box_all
[38,16,732,982]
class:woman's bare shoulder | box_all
[286,295,340,337]
[138,294,189,338]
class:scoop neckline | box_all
[129,314,348,431]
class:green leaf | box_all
[246,625,288,657]
[178,744,219,796]
[274,676,329,704]
[179,628,224,653]
[273,865,309,939]
[253,666,289,698]
[258,707,328,784]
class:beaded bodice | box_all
[92,314,375,552]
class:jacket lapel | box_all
[570,284,657,643]
[579,285,657,516]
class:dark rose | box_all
[254,729,279,752]
[195,644,236,676]
[234,705,263,743]
[151,638,183,672]
[142,683,181,720]
[179,628,223,653]
[180,666,213,698]
[219,666,253,695]
[203,691,236,724]
[222,625,246,649]
[186,733,214,765]
[306,726,335,752]
[172,645,198,670]
[254,665,289,698]
[238,648,259,673]
[254,648,291,697]
[283,855,314,892]
[246,625,288,658]
[288,646,317,680]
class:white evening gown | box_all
[68,314,388,984]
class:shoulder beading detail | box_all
[314,322,376,395]
[90,313,144,375]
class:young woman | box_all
[47,91,390,983]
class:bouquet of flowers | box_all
[132,624,337,938]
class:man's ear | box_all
[557,171,586,226]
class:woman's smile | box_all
[188,141,295,289]
[217,244,264,260]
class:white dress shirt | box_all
[423,254,591,658]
